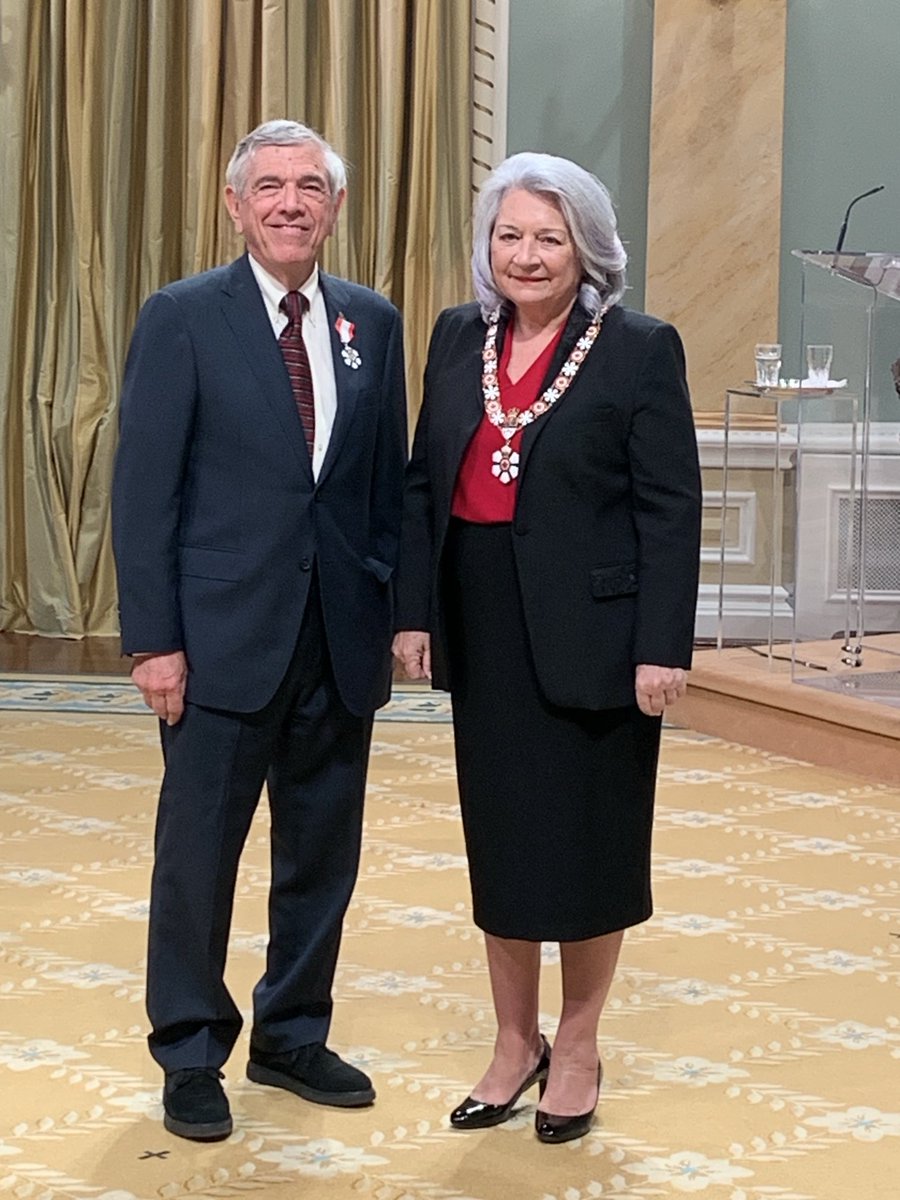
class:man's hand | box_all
[634,663,687,717]
[392,631,431,680]
[131,651,188,725]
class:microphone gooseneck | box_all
[834,185,885,254]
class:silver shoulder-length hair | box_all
[471,151,627,320]
[225,119,347,199]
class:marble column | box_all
[645,0,788,410]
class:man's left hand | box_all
[634,663,687,716]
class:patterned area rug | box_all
[0,710,898,1200]
[0,678,451,721]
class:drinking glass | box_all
[806,344,833,385]
[754,343,782,388]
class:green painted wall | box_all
[506,0,655,311]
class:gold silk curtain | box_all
[0,0,473,637]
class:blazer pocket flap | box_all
[590,563,638,598]
[363,555,394,583]
[179,546,243,581]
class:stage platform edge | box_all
[674,634,900,786]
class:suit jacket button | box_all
[300,557,311,572]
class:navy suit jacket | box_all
[395,301,701,710]
[112,254,407,716]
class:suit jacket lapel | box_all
[318,273,368,484]
[219,254,313,481]
[439,314,489,496]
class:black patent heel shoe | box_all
[449,1035,551,1130]
[535,1061,602,1144]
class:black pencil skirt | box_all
[443,519,662,942]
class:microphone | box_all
[834,185,885,253]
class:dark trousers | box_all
[146,580,373,1071]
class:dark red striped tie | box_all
[279,291,316,457]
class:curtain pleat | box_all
[0,0,472,637]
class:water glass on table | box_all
[806,344,833,386]
[754,343,782,388]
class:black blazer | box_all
[395,300,702,710]
[112,254,407,716]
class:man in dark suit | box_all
[112,120,407,1141]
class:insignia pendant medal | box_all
[492,426,520,484]
[335,312,361,370]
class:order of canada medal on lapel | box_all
[335,312,361,370]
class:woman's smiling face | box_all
[490,188,581,320]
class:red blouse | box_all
[451,324,565,523]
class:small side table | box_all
[716,383,858,665]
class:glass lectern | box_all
[790,251,900,704]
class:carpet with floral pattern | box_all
[0,709,898,1200]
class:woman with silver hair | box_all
[393,152,701,1143]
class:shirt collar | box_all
[247,255,322,325]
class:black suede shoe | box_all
[163,1068,232,1141]
[247,1043,375,1107]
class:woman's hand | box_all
[392,630,432,680]
[634,663,686,716]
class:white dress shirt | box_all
[248,255,338,480]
